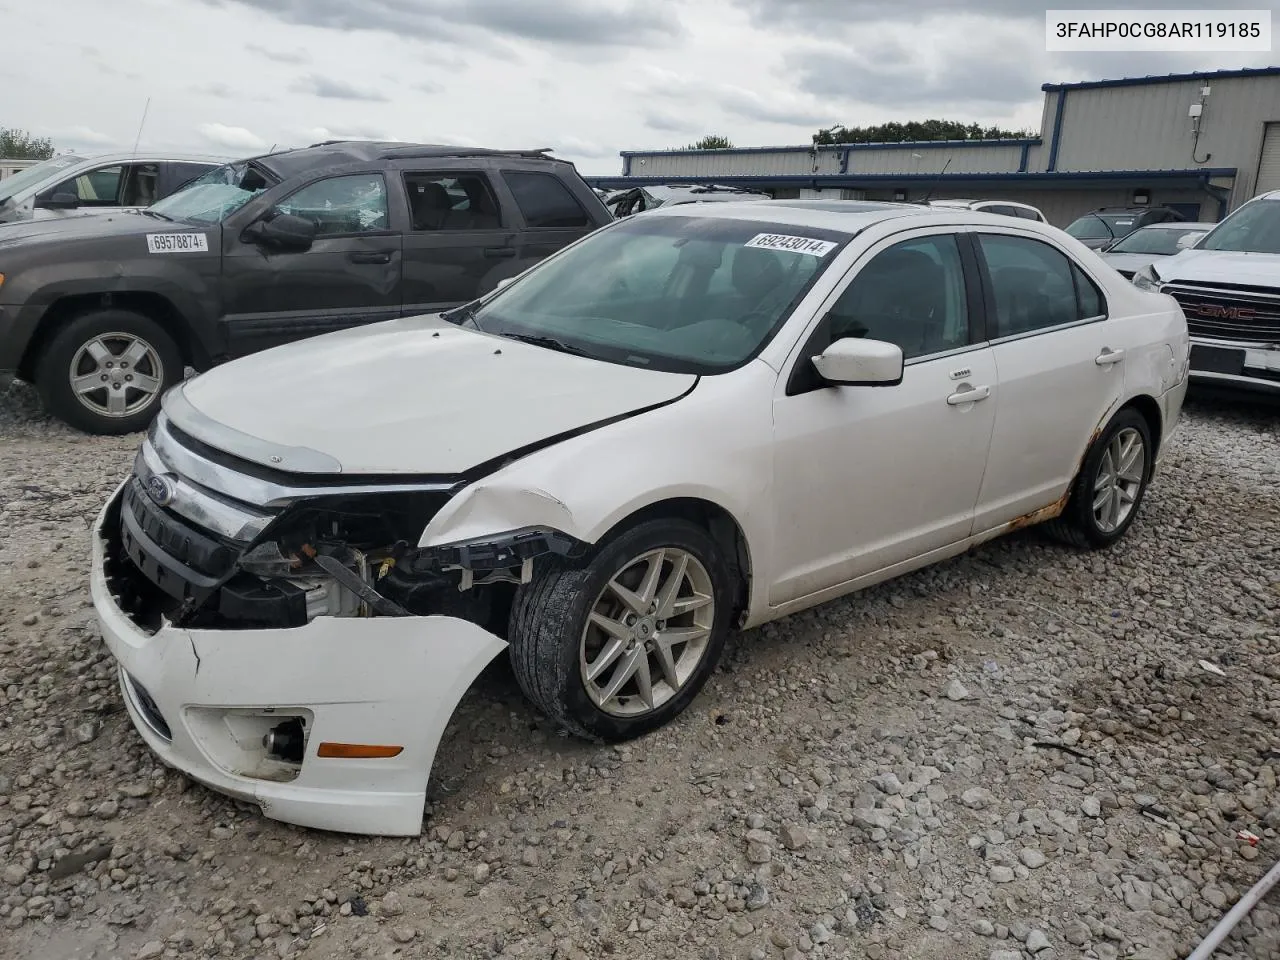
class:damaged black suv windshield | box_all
[148,161,276,225]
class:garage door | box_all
[1257,122,1280,196]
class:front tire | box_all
[1045,408,1153,549]
[35,309,182,435]
[508,519,735,742]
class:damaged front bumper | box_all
[91,484,508,836]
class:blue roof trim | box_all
[1047,89,1067,172]
[1042,66,1280,92]
[585,168,1238,189]
[620,138,1041,159]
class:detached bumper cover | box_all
[91,487,508,836]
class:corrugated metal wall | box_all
[627,149,843,178]
[1047,75,1280,185]
[846,145,1023,174]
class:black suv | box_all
[0,141,611,434]
[1064,205,1185,250]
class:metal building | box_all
[590,67,1280,226]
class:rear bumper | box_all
[91,483,508,836]
[1189,336,1280,395]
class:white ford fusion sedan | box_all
[91,200,1189,835]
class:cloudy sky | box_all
[2,0,1276,175]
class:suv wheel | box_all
[508,519,734,742]
[1045,408,1153,549]
[35,309,181,435]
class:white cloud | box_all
[198,123,268,151]
[6,0,1277,176]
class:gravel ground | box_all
[1,379,1279,960]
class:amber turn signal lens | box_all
[316,742,404,759]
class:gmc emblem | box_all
[1191,304,1256,320]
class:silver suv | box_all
[926,198,1047,222]
[0,152,226,224]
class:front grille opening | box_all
[123,671,172,741]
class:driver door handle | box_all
[484,247,517,259]
[946,384,991,405]
[1095,347,1125,366]
[349,250,393,264]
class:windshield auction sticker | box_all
[745,233,837,257]
[146,233,209,254]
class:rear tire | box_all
[1044,408,1153,549]
[508,519,734,742]
[35,309,182,435]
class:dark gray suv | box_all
[0,141,612,434]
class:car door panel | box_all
[768,229,997,607]
[399,169,517,315]
[771,348,998,605]
[970,231,1125,532]
[221,172,402,357]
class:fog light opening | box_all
[262,718,306,763]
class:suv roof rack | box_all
[378,144,557,161]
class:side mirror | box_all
[245,212,318,251]
[36,191,81,210]
[1175,233,1200,250]
[495,276,518,290]
[812,337,904,386]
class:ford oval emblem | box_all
[146,474,177,507]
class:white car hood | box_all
[170,315,697,475]
[1156,249,1280,286]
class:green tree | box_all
[811,119,1033,146]
[687,135,733,150]
[0,127,55,159]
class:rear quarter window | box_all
[503,171,590,228]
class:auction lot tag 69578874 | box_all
[146,233,210,254]
[744,233,837,257]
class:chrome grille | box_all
[1162,281,1280,342]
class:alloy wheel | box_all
[1092,426,1145,533]
[579,547,716,717]
[68,333,165,419]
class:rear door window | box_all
[403,172,503,230]
[503,171,589,228]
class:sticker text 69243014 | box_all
[744,233,838,257]
[146,233,210,254]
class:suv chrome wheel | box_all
[69,333,165,419]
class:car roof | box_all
[251,140,564,180]
[643,198,982,232]
[57,151,229,165]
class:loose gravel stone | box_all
[0,387,1276,960]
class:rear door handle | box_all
[1095,347,1125,366]
[484,247,517,259]
[946,384,991,405]
[349,250,393,264]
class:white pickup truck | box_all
[1133,189,1280,396]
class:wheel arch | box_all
[1118,393,1163,459]
[18,291,210,382]
[593,497,754,623]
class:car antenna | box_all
[919,156,952,203]
[131,96,151,159]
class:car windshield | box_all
[0,154,84,202]
[1108,226,1207,255]
[467,214,849,374]
[1198,199,1280,254]
[149,161,275,224]
[1066,213,1138,240]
